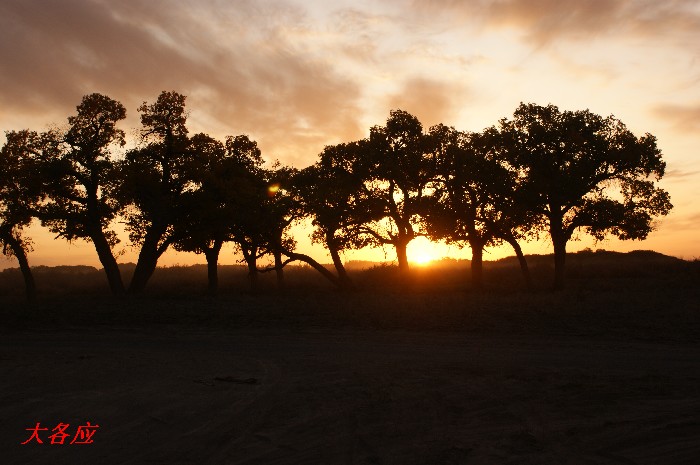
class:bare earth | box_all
[2,325,700,465]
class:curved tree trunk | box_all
[282,250,341,288]
[85,191,125,295]
[128,227,168,294]
[326,231,352,290]
[329,245,352,290]
[504,235,533,291]
[128,250,158,294]
[89,226,125,296]
[5,234,36,301]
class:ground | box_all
[2,289,699,464]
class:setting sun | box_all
[408,236,441,266]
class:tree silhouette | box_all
[118,91,194,293]
[357,110,436,271]
[172,133,273,294]
[252,163,351,290]
[34,93,128,295]
[263,164,300,290]
[170,133,228,295]
[498,103,672,289]
[424,126,503,290]
[0,92,676,297]
[293,142,377,289]
[221,137,271,291]
[0,130,44,300]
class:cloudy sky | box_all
[1,0,699,268]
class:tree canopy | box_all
[0,95,673,297]
[496,103,672,289]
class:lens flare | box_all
[267,183,280,197]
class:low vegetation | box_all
[2,250,697,343]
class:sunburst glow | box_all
[407,236,441,266]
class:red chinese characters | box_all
[21,422,99,445]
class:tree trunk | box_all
[505,236,533,291]
[274,248,285,291]
[395,241,410,272]
[128,229,162,294]
[329,245,352,290]
[89,227,125,296]
[204,241,222,296]
[552,234,567,290]
[242,246,258,292]
[6,234,36,301]
[282,250,341,288]
[470,241,484,291]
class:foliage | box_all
[35,94,126,247]
[0,95,675,295]
[496,103,673,288]
[355,110,438,270]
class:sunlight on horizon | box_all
[407,236,444,266]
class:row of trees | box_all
[0,91,672,299]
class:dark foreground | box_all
[2,317,700,464]
[1,253,699,464]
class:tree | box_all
[424,125,503,290]
[0,130,43,300]
[221,136,270,291]
[263,164,300,290]
[170,133,227,295]
[292,142,377,289]
[251,162,353,291]
[118,91,194,293]
[171,133,265,295]
[358,110,436,271]
[422,124,535,290]
[498,103,672,289]
[478,126,541,290]
[35,93,127,295]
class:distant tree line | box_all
[0,91,672,300]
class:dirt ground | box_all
[2,323,700,465]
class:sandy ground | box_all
[2,326,699,465]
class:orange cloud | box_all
[653,103,700,132]
[410,0,700,47]
[0,0,364,165]
[385,77,470,127]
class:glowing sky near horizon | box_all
[1,0,699,269]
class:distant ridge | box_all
[0,250,687,275]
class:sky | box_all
[1,0,699,270]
